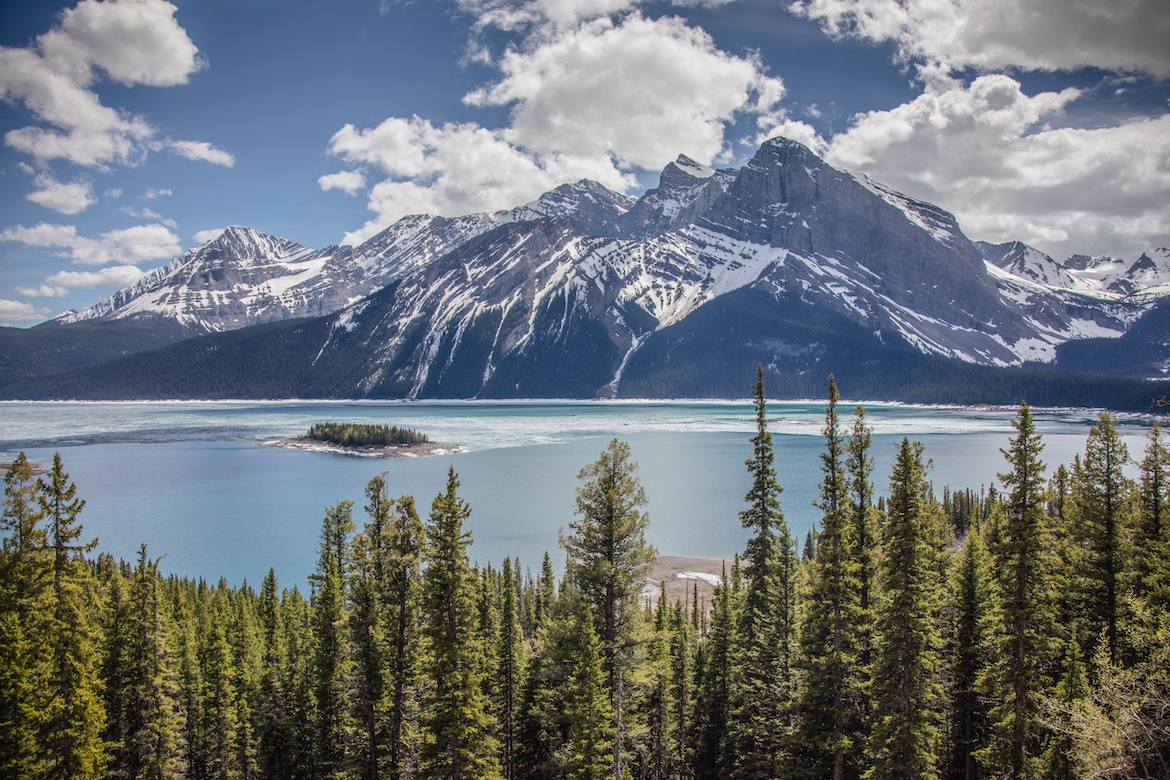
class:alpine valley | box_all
[3,137,1168,408]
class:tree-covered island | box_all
[262,421,467,458]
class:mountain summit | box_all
[22,136,1165,400]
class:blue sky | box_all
[2,0,1168,325]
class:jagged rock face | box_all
[46,136,1166,395]
[509,180,635,236]
[618,155,736,238]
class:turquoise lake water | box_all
[0,400,1153,589]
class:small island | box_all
[261,421,468,458]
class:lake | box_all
[0,399,1154,589]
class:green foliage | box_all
[3,408,1170,780]
[307,421,429,447]
[421,468,501,780]
[729,366,797,780]
[980,403,1059,778]
[867,438,946,780]
[792,377,869,780]
[1068,413,1134,669]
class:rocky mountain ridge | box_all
[27,137,1169,399]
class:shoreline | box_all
[259,437,471,459]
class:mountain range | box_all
[3,137,1168,408]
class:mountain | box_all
[6,137,1167,405]
[979,241,1170,298]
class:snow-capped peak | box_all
[671,155,715,180]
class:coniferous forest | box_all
[2,372,1169,779]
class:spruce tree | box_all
[385,495,426,780]
[38,452,108,780]
[421,468,501,780]
[564,603,616,780]
[200,590,243,780]
[944,529,995,780]
[729,366,796,780]
[496,557,527,780]
[1040,639,1087,780]
[120,545,187,779]
[846,405,879,752]
[867,438,945,780]
[980,403,1057,779]
[0,452,52,780]
[352,477,392,780]
[258,568,295,780]
[1068,413,1133,668]
[792,376,866,780]
[561,438,657,779]
[1134,423,1168,600]
[312,500,355,779]
[667,602,694,779]
[692,563,739,780]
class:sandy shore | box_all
[643,555,733,614]
[259,437,470,458]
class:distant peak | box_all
[670,155,715,180]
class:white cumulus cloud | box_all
[328,116,572,244]
[318,170,367,195]
[330,12,794,241]
[466,14,786,169]
[0,299,51,323]
[790,0,1170,77]
[0,221,182,266]
[41,265,146,290]
[168,140,235,167]
[0,0,204,169]
[25,174,97,214]
[0,0,233,218]
[193,228,226,244]
[823,73,1170,258]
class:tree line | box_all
[2,369,1168,779]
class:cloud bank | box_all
[325,11,794,244]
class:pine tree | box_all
[281,586,317,780]
[352,476,392,780]
[944,529,995,780]
[313,500,355,779]
[119,545,187,779]
[1068,413,1133,668]
[867,438,945,780]
[792,376,866,780]
[421,468,501,780]
[564,603,616,780]
[1134,423,1168,601]
[1040,639,1087,780]
[979,403,1057,779]
[645,585,673,780]
[385,495,426,780]
[692,563,739,780]
[729,366,796,780]
[561,438,657,780]
[0,452,52,780]
[230,584,263,778]
[201,586,245,780]
[668,602,694,779]
[258,568,295,780]
[496,557,527,780]
[846,406,879,743]
[38,452,108,780]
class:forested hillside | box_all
[2,375,1168,779]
